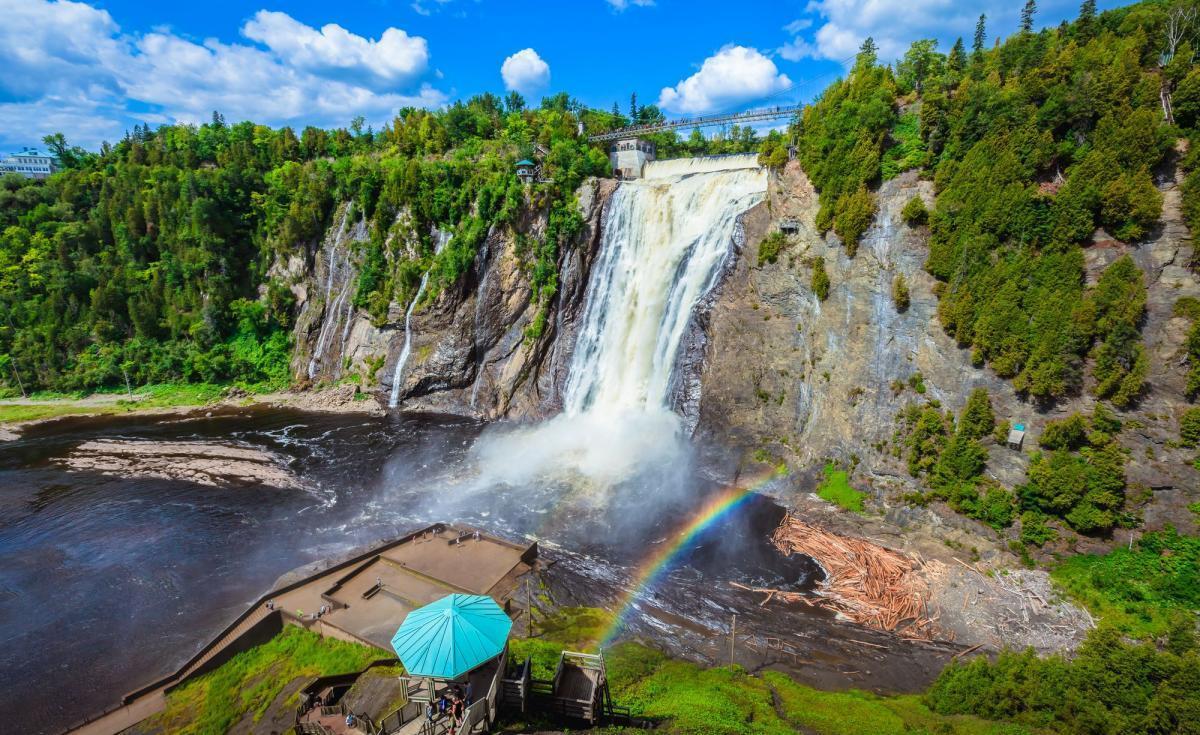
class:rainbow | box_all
[600,472,775,647]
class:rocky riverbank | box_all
[0,384,383,442]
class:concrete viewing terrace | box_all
[66,524,537,735]
[276,525,534,650]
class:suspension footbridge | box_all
[586,104,802,143]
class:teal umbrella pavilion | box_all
[391,594,512,680]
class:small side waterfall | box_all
[307,204,353,380]
[389,232,451,409]
[472,155,766,488]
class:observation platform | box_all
[65,524,537,735]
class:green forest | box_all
[0,94,620,393]
[0,90,773,396]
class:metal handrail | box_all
[587,105,801,142]
[373,699,421,735]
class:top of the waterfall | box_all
[640,154,761,181]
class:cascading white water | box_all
[389,232,451,409]
[563,154,766,416]
[472,154,766,488]
[308,204,352,379]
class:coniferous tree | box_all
[1078,0,1097,39]
[948,37,967,73]
[973,14,987,55]
[1021,0,1037,33]
[857,37,879,68]
[629,92,638,120]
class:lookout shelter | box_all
[515,159,536,184]
[1007,423,1026,450]
[392,593,512,733]
[390,593,623,731]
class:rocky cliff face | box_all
[287,179,616,420]
[286,203,388,386]
[697,164,1022,478]
[695,160,1200,543]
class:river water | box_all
[0,406,828,734]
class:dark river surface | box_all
[0,406,955,735]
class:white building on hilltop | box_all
[1,149,59,179]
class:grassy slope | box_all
[1050,529,1200,639]
[816,462,867,513]
[143,627,378,735]
[606,644,1035,735]
[506,605,1031,734]
[0,383,228,424]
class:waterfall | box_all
[471,154,766,488]
[468,238,492,410]
[563,154,765,416]
[389,231,451,409]
[308,204,352,380]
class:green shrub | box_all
[900,195,928,226]
[1181,407,1200,448]
[1051,527,1200,639]
[927,625,1200,733]
[880,113,927,180]
[945,477,1016,530]
[811,256,831,300]
[898,402,951,477]
[892,273,910,312]
[1088,256,1147,407]
[758,231,787,266]
[1173,296,1200,321]
[1039,413,1088,451]
[833,186,877,258]
[1018,510,1056,547]
[1021,441,1126,534]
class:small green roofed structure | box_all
[515,159,536,184]
[391,593,512,680]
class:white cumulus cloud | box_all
[0,0,447,150]
[780,0,1092,65]
[241,10,429,89]
[657,45,791,115]
[500,48,550,95]
[606,0,654,10]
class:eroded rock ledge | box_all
[59,439,303,489]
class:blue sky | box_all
[0,0,1125,152]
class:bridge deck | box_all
[587,105,800,142]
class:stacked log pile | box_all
[762,513,939,640]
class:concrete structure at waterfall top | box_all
[608,138,655,179]
[66,524,537,735]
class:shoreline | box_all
[0,383,385,441]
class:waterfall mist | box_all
[466,155,767,505]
